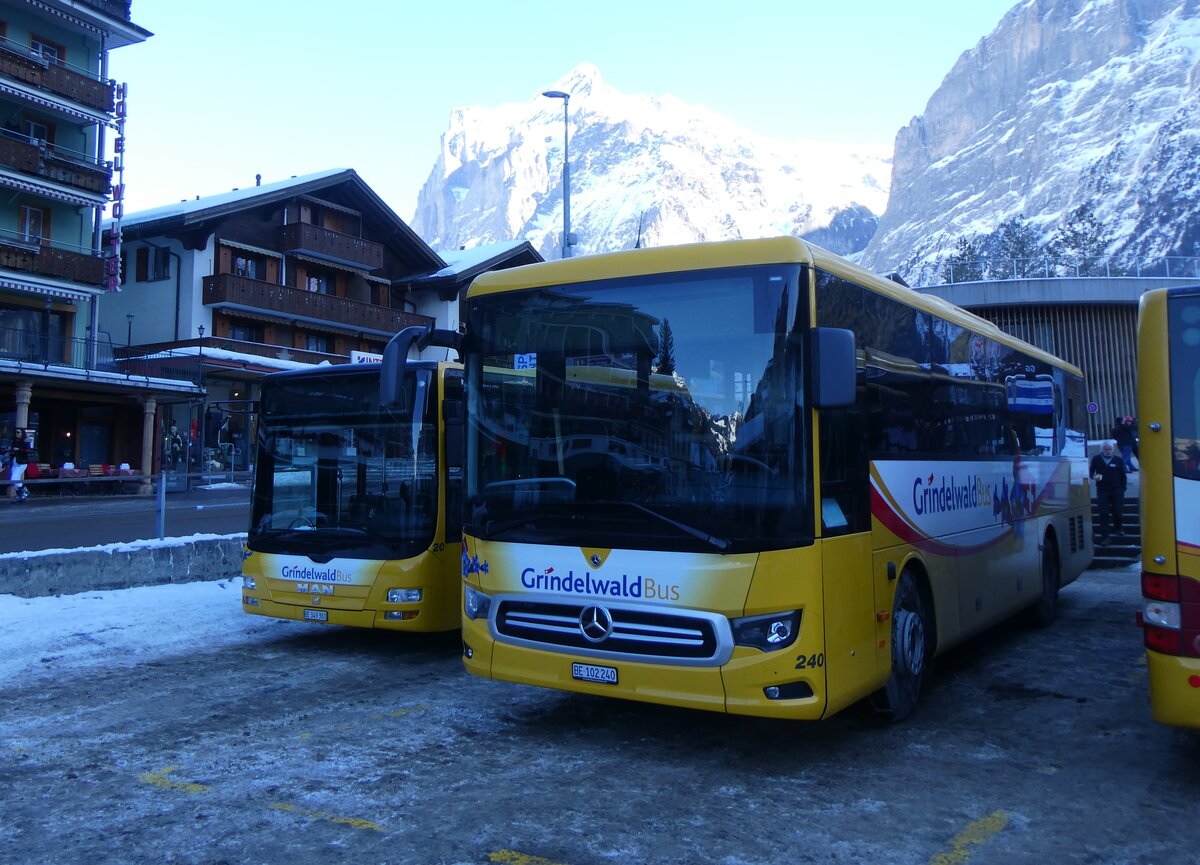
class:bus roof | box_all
[258,359,450,384]
[466,237,1083,378]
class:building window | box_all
[23,119,52,144]
[18,205,47,243]
[305,334,329,353]
[150,247,169,281]
[305,274,331,294]
[233,255,260,279]
[228,320,261,342]
[135,247,170,282]
[29,35,65,65]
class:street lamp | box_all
[126,313,134,347]
[542,89,572,259]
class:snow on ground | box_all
[0,578,298,687]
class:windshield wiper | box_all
[599,501,729,552]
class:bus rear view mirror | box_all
[380,325,463,408]
[811,327,856,408]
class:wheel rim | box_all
[895,608,926,677]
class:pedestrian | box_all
[163,423,183,471]
[1112,415,1137,473]
[1089,440,1127,544]
[7,427,30,503]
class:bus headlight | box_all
[1144,600,1181,630]
[242,576,256,590]
[387,588,423,603]
[465,585,492,621]
[731,610,801,651]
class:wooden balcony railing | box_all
[0,132,112,195]
[202,273,433,333]
[0,40,115,113]
[279,223,384,271]
[0,237,106,285]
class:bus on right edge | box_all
[1136,285,1200,729]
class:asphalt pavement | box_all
[0,483,251,554]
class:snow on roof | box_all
[426,240,532,278]
[112,169,353,229]
[165,345,316,372]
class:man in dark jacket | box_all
[7,427,29,502]
[1089,440,1127,543]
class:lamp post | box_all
[126,313,134,347]
[197,324,206,482]
[542,89,572,259]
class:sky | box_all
[108,0,1019,224]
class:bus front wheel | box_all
[873,569,931,722]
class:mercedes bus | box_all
[459,236,1091,720]
[242,327,464,631]
[1136,285,1200,729]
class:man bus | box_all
[1136,285,1200,729]
[459,236,1091,721]
[242,326,464,631]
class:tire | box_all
[1029,535,1060,628]
[872,568,932,722]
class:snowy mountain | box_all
[860,0,1200,280]
[411,64,890,259]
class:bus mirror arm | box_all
[811,327,856,408]
[380,325,430,408]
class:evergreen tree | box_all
[656,318,676,376]
[985,217,1048,278]
[939,236,984,283]
[1050,203,1109,275]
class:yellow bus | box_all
[242,326,465,631]
[459,236,1092,720]
[1136,285,1200,729]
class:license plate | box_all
[302,609,328,622]
[572,662,618,684]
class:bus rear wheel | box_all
[872,569,930,722]
[1029,535,1060,628]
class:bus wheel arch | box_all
[1029,529,1061,628]
[872,561,935,722]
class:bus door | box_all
[817,401,879,711]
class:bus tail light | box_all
[732,610,801,651]
[1142,572,1180,602]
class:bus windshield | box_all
[465,264,810,553]
[249,367,439,559]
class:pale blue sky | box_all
[110,0,1018,222]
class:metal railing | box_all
[0,325,202,385]
[921,255,1200,286]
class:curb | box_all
[0,535,248,598]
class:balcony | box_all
[202,273,432,334]
[0,325,201,386]
[279,222,384,271]
[0,232,106,286]
[0,131,112,195]
[0,38,115,113]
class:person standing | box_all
[8,427,30,502]
[1112,415,1137,473]
[1090,440,1127,544]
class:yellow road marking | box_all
[929,811,1009,865]
[138,766,209,794]
[269,801,381,832]
[489,851,569,865]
